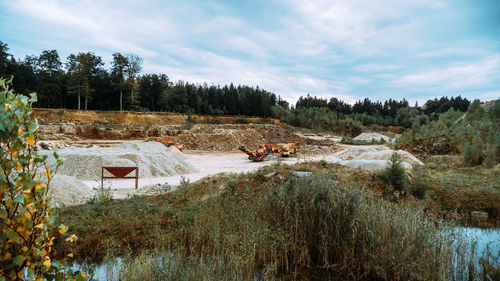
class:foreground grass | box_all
[53,162,499,280]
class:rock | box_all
[39,142,50,150]
[291,171,312,177]
[393,191,400,200]
[161,183,171,191]
[471,211,488,222]
[265,172,277,178]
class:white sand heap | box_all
[330,145,423,170]
[43,141,198,181]
[48,175,93,206]
[353,132,391,142]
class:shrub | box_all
[464,133,484,166]
[410,171,429,199]
[379,152,407,191]
[95,186,113,204]
[494,132,500,164]
[0,78,87,280]
[340,137,386,145]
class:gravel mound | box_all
[330,145,423,170]
[48,175,93,206]
[43,142,198,181]
[353,132,391,142]
[335,145,423,165]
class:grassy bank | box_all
[414,155,500,226]
[53,163,499,280]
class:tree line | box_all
[291,94,471,128]
[0,41,278,117]
[1,40,471,126]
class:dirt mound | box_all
[303,137,337,146]
[396,138,459,156]
[163,124,302,151]
[302,145,340,155]
[42,142,197,181]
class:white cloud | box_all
[395,55,500,90]
[1,0,498,104]
[8,0,174,57]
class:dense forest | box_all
[1,40,473,131]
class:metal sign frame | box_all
[101,166,139,189]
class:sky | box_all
[1,0,499,105]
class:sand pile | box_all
[353,132,391,142]
[43,142,198,181]
[48,175,93,206]
[330,145,423,170]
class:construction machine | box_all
[276,142,300,157]
[151,138,183,151]
[238,145,274,162]
[239,142,300,162]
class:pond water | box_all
[73,227,499,281]
[453,227,500,255]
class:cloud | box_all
[1,0,499,104]
[354,64,401,72]
[395,55,500,90]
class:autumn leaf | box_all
[58,224,68,235]
[43,258,51,268]
[25,135,35,146]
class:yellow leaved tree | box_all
[0,78,88,280]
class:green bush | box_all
[0,78,88,280]
[95,187,113,204]
[464,133,484,166]
[410,171,429,199]
[494,132,500,163]
[379,152,407,191]
[340,136,386,145]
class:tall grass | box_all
[115,252,250,281]
[177,175,461,280]
[60,172,499,280]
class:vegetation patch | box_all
[340,136,386,145]
[53,161,499,280]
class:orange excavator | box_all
[153,138,183,151]
[239,142,300,162]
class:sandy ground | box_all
[85,151,329,199]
